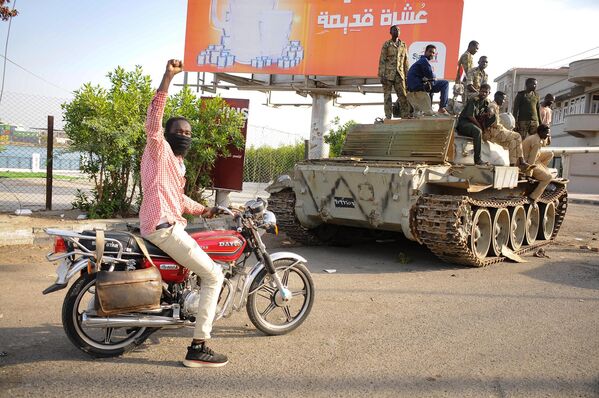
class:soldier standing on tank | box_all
[457,83,492,166]
[378,25,410,119]
[485,91,532,172]
[455,40,479,84]
[465,56,489,100]
[513,78,541,140]
[522,124,553,201]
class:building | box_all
[495,59,599,194]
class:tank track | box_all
[268,189,324,245]
[415,183,568,267]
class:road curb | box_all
[568,198,599,206]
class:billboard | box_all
[184,0,464,79]
[208,97,249,191]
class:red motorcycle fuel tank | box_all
[142,230,246,283]
[143,258,190,283]
[190,230,247,262]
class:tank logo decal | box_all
[334,197,356,208]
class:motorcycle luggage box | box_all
[95,266,162,316]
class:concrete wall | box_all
[566,153,599,194]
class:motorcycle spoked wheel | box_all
[62,273,157,358]
[246,259,314,335]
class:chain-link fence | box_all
[0,92,308,213]
[0,92,92,212]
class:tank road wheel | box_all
[538,201,556,240]
[491,208,510,256]
[525,204,540,245]
[509,205,526,251]
[470,208,492,260]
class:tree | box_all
[0,0,17,21]
[63,66,153,218]
[324,117,356,157]
[164,88,245,202]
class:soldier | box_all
[513,78,541,140]
[455,40,479,84]
[522,124,553,201]
[465,56,488,100]
[485,91,532,171]
[457,83,492,166]
[378,25,410,119]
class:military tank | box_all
[266,117,567,267]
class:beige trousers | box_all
[529,164,553,200]
[484,125,523,165]
[144,223,224,340]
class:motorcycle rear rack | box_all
[45,228,131,267]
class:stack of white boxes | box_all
[197,44,236,67]
[198,40,304,69]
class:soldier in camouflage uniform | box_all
[484,91,532,171]
[378,25,410,119]
[455,40,479,83]
[465,56,488,100]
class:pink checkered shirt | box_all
[139,90,205,236]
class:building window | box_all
[591,94,599,114]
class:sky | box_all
[1,0,599,145]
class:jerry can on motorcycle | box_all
[95,266,162,316]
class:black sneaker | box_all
[182,343,228,368]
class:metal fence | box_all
[0,92,308,213]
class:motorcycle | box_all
[43,199,314,357]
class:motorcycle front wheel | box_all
[246,259,314,335]
[62,273,157,358]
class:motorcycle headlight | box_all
[262,211,278,235]
[263,211,276,225]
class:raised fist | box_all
[165,59,184,76]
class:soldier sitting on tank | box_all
[456,83,492,165]
[523,124,554,201]
[484,91,533,172]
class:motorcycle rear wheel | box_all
[62,273,157,358]
[246,260,314,335]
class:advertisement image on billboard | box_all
[185,0,464,79]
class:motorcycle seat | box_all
[79,230,169,258]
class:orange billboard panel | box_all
[184,0,464,79]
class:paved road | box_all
[0,204,598,397]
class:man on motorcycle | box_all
[139,59,227,368]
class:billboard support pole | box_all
[308,92,334,159]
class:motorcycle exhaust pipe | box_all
[81,313,187,328]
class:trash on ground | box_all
[534,247,550,258]
[14,209,32,216]
[323,269,337,274]
[502,246,526,262]
[77,214,88,220]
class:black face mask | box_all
[165,133,192,157]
